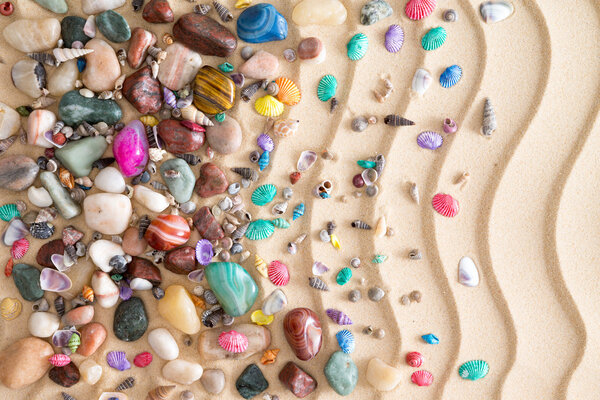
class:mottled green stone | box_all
[39,172,81,219]
[159,158,195,203]
[55,136,107,178]
[205,262,258,317]
[58,90,122,127]
[34,0,68,14]
[324,351,358,396]
[113,297,148,342]
[96,10,131,43]
[12,264,44,301]
[236,364,268,399]
[61,16,91,48]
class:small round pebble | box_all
[193,286,204,296]
[282,187,293,199]
[368,287,385,302]
[363,325,373,335]
[222,314,234,326]
[183,335,193,346]
[366,184,379,197]
[400,295,411,305]
[180,390,195,400]
[352,174,365,188]
[241,46,254,60]
[152,286,165,300]
[350,257,361,268]
[386,227,395,236]
[410,290,422,303]
[351,116,368,132]
[319,229,330,242]
[227,183,241,195]
[203,289,218,305]
[374,328,385,339]
[348,289,361,302]
[109,255,127,273]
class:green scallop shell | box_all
[271,218,290,229]
[251,184,277,206]
[458,360,489,381]
[347,33,369,61]
[372,254,387,263]
[336,267,352,285]
[317,75,338,102]
[421,27,447,51]
[0,204,20,222]
[245,219,275,240]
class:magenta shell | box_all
[49,354,71,367]
[106,351,131,371]
[406,351,424,367]
[195,239,214,265]
[411,370,434,386]
[113,120,149,177]
[163,87,177,108]
[326,308,353,325]
[385,24,404,53]
[432,193,459,217]
[218,330,249,353]
[268,260,290,286]
[443,118,458,133]
[133,351,153,368]
[10,238,29,259]
[417,131,443,150]
[257,134,274,152]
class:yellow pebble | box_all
[140,115,159,127]
[235,0,252,8]
[251,310,274,326]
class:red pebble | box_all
[44,148,55,159]
[290,172,301,184]
[352,174,364,188]
[0,2,14,16]
[133,351,153,367]
[53,133,67,145]
[4,258,13,277]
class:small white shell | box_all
[458,256,479,287]
[412,68,432,96]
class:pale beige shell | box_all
[180,105,214,126]
[273,118,300,138]
[146,385,176,400]
[375,216,387,238]
[53,48,94,63]
[1,297,22,321]
[114,74,126,91]
[31,96,56,109]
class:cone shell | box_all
[273,118,299,138]
[292,203,304,220]
[271,218,290,229]
[146,385,176,400]
[482,97,497,136]
[421,26,447,50]
[0,204,20,222]
[49,354,71,367]
[308,276,329,291]
[268,260,290,286]
[53,48,94,63]
[411,370,434,386]
[385,24,404,53]
[10,238,29,259]
[326,308,352,325]
[317,74,337,102]
[255,255,268,278]
[134,352,153,368]
[275,77,301,106]
[254,95,284,117]
[432,193,459,217]
[251,184,277,206]
[245,219,275,240]
[417,131,443,150]
[459,359,489,381]
[258,151,270,171]
[0,297,22,320]
[406,351,424,367]
[440,65,462,88]
[218,330,249,353]
[405,0,437,20]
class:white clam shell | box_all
[412,68,432,96]
[458,256,480,287]
[480,1,514,24]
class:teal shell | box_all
[336,267,352,285]
[292,203,305,221]
[251,184,277,206]
[215,112,226,122]
[271,218,290,229]
[421,27,447,51]
[357,160,376,169]
[347,33,369,61]
[458,360,489,381]
[258,151,270,171]
[372,254,387,263]
[245,219,275,240]
[317,75,338,102]
[0,204,20,222]
[218,62,234,73]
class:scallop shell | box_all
[0,297,22,321]
[254,95,284,117]
[251,184,277,206]
[255,255,268,278]
[133,352,153,368]
[459,360,489,381]
[421,27,447,51]
[346,33,368,61]
[292,203,305,220]
[406,351,425,367]
[0,204,20,222]
[480,1,514,23]
[273,118,300,138]
[271,218,290,229]
[411,370,434,386]
[336,329,355,353]
[317,74,337,102]
[432,193,459,217]
[218,330,249,353]
[257,133,274,152]
[106,351,131,371]
[146,385,175,400]
[40,268,72,292]
[405,0,437,20]
[49,354,71,367]
[195,239,213,266]
[326,308,352,325]
[275,78,301,106]
[245,219,275,240]
[458,256,479,287]
[53,48,94,63]
[440,65,462,88]
[417,131,443,150]
[312,261,329,275]
[258,151,270,171]
[10,238,29,259]
[412,68,433,95]
[385,24,404,53]
[267,260,290,286]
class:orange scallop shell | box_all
[276,77,301,106]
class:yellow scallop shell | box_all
[273,118,300,138]
[254,95,284,117]
[140,115,159,127]
[251,309,274,326]
[1,297,22,321]
[275,77,301,106]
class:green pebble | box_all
[39,172,81,220]
[55,136,108,178]
[12,264,44,302]
[96,10,131,43]
[336,267,352,285]
[61,16,91,48]
[215,112,226,122]
[59,90,122,127]
[357,160,376,169]
[205,262,258,317]
[324,351,358,396]
[235,364,269,399]
[113,297,148,342]
[218,62,234,73]
[16,106,31,117]
[34,0,68,14]
[159,158,195,203]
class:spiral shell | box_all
[271,218,290,229]
[140,115,159,127]
[49,354,71,367]
[82,285,94,302]
[432,193,459,217]
[351,220,371,230]
[193,4,211,15]
[147,385,176,400]
[231,167,259,181]
[254,255,268,278]
[54,295,65,316]
[417,131,443,150]
[275,77,301,106]
[317,74,337,102]
[258,151,270,171]
[180,105,213,126]
[53,48,94,63]
[292,203,304,220]
[218,330,248,353]
[385,24,404,53]
[268,260,290,286]
[326,308,352,325]
[260,348,280,365]
[481,97,497,137]
[254,95,284,117]
[308,276,329,291]
[406,351,424,367]
[405,0,437,20]
[213,1,233,22]
[444,9,458,22]
[411,370,434,386]
[440,65,462,88]
[115,376,135,391]
[241,81,262,102]
[67,333,80,353]
[163,87,177,108]
[0,297,22,321]
[384,114,414,126]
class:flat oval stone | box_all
[205,262,258,317]
[61,16,91,48]
[12,59,46,99]
[0,337,53,389]
[122,226,147,256]
[194,162,228,198]
[173,14,237,57]
[12,263,44,301]
[62,305,94,326]
[238,50,279,79]
[236,364,268,399]
[158,42,202,91]
[47,59,78,97]
[0,102,20,140]
[283,307,322,361]
[82,0,126,14]
[158,285,201,334]
[34,0,68,14]
[193,66,235,115]
[162,359,203,385]
[113,297,148,341]
[82,38,121,93]
[77,322,107,356]
[37,239,65,267]
[200,369,225,394]
[157,119,205,154]
[279,361,317,398]
[55,136,108,178]
[3,18,61,52]
[237,4,288,43]
[192,206,224,240]
[133,185,170,213]
[198,324,270,361]
[49,362,80,387]
[148,328,179,360]
[0,155,39,192]
[205,116,242,154]
[292,0,347,26]
[123,66,161,114]
[95,166,126,193]
[143,0,174,23]
[160,158,196,203]
[96,10,131,43]
[128,27,156,69]
[127,257,162,284]
[164,246,197,275]
[39,171,82,219]
[324,351,358,395]
[83,193,132,235]
[27,109,55,148]
[28,311,60,337]
[113,120,149,177]
[58,90,122,126]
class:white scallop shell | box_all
[480,1,514,24]
[412,68,432,96]
[458,256,479,287]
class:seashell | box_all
[59,167,75,189]
[308,276,329,291]
[326,308,352,325]
[10,238,29,259]
[115,376,135,391]
[31,95,57,111]
[147,385,176,400]
[297,150,317,172]
[194,4,211,15]
[444,9,458,22]
[421,333,439,344]
[384,115,414,126]
[440,65,462,88]
[480,1,514,23]
[372,254,387,263]
[330,233,341,249]
[412,68,433,95]
[261,348,280,365]
[40,268,72,292]
[422,27,447,51]
[257,133,274,152]
[258,151,270,171]
[275,77,301,106]
[53,48,94,63]
[176,94,194,109]
[351,116,368,132]
[245,219,275,240]
[0,297,22,321]
[107,351,131,371]
[4,259,13,278]
[347,33,368,61]
[432,193,459,217]
[61,393,76,400]
[52,329,72,347]
[336,267,352,286]
[406,351,424,367]
[218,330,248,353]
[409,182,420,204]
[163,87,177,109]
[443,118,458,133]
[292,203,305,221]
[231,167,259,181]
[336,329,355,353]
[0,136,17,157]
[32,298,50,312]
[283,48,296,62]
[97,90,113,100]
[459,359,489,381]
[28,52,59,67]
[312,261,329,275]
[252,184,277,206]
[411,370,434,386]
[458,256,479,287]
[268,260,290,286]
[251,255,268,278]
[81,285,94,302]
[409,249,422,260]
[0,204,20,222]
[417,131,443,150]
[180,105,213,126]
[235,0,251,8]
[271,218,290,229]
[351,220,371,229]
[317,74,337,102]
[385,24,404,53]
[241,81,262,102]
[67,333,81,352]
[374,155,385,177]
[481,97,497,137]
[231,222,249,241]
[175,153,201,166]
[271,201,288,216]
[54,296,65,316]
[213,0,233,22]
[361,168,378,186]
[133,351,153,368]
[405,0,437,20]
[49,354,71,367]
[254,95,284,117]
[195,239,213,266]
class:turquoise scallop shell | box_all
[421,26,447,51]
[251,184,277,206]
[440,65,462,88]
[347,33,369,61]
[0,204,20,222]
[458,360,489,381]
[317,75,338,102]
[271,218,290,229]
[245,219,275,240]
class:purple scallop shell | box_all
[106,351,131,371]
[195,239,214,266]
[257,134,274,152]
[417,131,443,150]
[188,268,205,282]
[119,282,133,301]
[52,329,78,347]
[385,24,404,53]
[163,87,177,109]
[326,308,353,325]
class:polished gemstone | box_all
[61,16,90,48]
[192,206,225,240]
[83,193,132,235]
[292,0,347,26]
[144,214,191,251]
[360,0,393,25]
[160,158,196,203]
[12,263,44,301]
[34,0,68,14]
[205,115,242,154]
[3,18,61,52]
[158,43,202,91]
[55,136,108,178]
[173,14,237,57]
[127,257,162,284]
[194,162,228,198]
[96,10,131,43]
[283,308,322,361]
[205,262,258,317]
[236,364,268,399]
[128,27,156,69]
[113,297,148,341]
[157,119,205,154]
[324,351,358,395]
[0,337,53,389]
[122,67,162,114]
[279,361,317,398]
[113,119,149,177]
[58,90,122,126]
[193,65,235,115]
[164,246,197,275]
[78,322,107,356]
[82,38,121,92]
[143,0,174,23]
[237,4,287,43]
[158,285,201,334]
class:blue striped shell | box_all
[317,75,337,102]
[440,65,462,88]
[417,131,443,150]
[458,360,489,381]
[336,329,355,353]
[421,26,447,50]
[258,151,270,171]
[251,184,277,206]
[0,204,20,222]
[271,218,290,229]
[245,219,275,240]
[347,33,368,61]
[292,203,305,220]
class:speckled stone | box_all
[173,13,237,57]
[113,297,148,341]
[96,10,131,43]
[122,66,162,114]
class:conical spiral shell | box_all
[180,105,213,126]
[146,385,176,400]
[53,48,94,63]
[481,97,497,136]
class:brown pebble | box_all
[409,290,422,303]
[368,116,377,124]
[363,325,373,335]
[386,227,395,236]
[122,226,147,256]
[297,37,324,63]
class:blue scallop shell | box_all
[245,219,275,240]
[237,3,288,43]
[292,203,305,220]
[251,184,277,206]
[459,360,489,381]
[440,65,462,88]
[258,151,270,171]
[336,329,355,354]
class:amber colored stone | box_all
[157,119,205,154]
[144,214,191,251]
[192,206,224,241]
[143,0,174,23]
[194,162,228,198]
[128,27,157,69]
[279,361,318,398]
[49,362,80,387]
[127,257,162,285]
[77,322,107,356]
[173,14,237,57]
[122,66,162,114]
[62,305,94,326]
[193,65,235,115]
[165,246,197,275]
[283,308,322,361]
[0,337,53,389]
[36,239,65,267]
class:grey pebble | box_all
[348,289,361,302]
[319,229,330,242]
[241,46,254,60]
[374,328,385,339]
[368,287,385,302]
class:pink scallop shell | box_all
[49,353,71,367]
[411,370,434,386]
[432,193,459,218]
[10,238,29,259]
[406,351,424,367]
[405,0,437,20]
[268,260,290,286]
[218,330,249,353]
